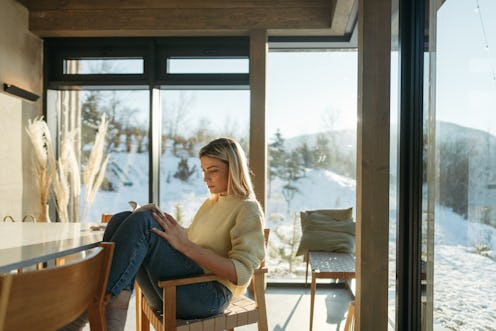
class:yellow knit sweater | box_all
[186,195,266,297]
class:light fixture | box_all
[3,83,40,102]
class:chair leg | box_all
[309,273,317,331]
[305,257,309,286]
[253,274,268,331]
[343,301,356,331]
[137,285,150,331]
[134,282,142,331]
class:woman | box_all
[65,137,266,331]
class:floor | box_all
[84,282,355,331]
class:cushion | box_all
[296,208,355,256]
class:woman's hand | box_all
[151,210,191,253]
[151,209,238,284]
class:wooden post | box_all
[357,0,391,329]
[249,29,268,212]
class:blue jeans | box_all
[103,210,232,319]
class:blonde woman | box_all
[65,138,266,331]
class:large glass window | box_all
[432,0,496,329]
[266,51,358,281]
[44,37,249,223]
[47,89,149,222]
[159,89,250,226]
[64,58,144,74]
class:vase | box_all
[38,203,51,223]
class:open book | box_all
[128,201,164,213]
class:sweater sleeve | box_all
[228,200,266,286]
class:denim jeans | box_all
[103,210,232,319]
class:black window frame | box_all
[44,37,250,90]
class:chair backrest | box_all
[101,214,112,223]
[0,242,114,331]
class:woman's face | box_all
[200,156,229,196]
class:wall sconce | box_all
[3,83,40,102]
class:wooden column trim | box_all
[356,0,391,329]
[249,29,267,212]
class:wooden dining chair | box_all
[0,242,114,331]
[137,229,270,331]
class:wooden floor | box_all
[84,283,355,331]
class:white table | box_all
[0,222,105,273]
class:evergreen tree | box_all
[268,129,287,197]
[280,150,305,200]
[314,133,332,169]
[296,141,315,168]
[81,91,103,147]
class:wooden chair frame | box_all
[344,300,356,331]
[137,229,269,331]
[0,242,114,331]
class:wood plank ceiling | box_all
[17,0,357,38]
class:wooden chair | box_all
[137,229,270,331]
[343,300,355,331]
[0,242,114,331]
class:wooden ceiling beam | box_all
[17,0,355,38]
[19,0,330,10]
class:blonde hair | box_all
[199,138,255,200]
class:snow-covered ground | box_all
[84,150,495,330]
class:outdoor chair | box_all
[296,208,356,331]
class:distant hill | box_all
[280,121,496,223]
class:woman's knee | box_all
[103,211,132,241]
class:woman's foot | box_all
[106,290,131,331]
[57,311,88,331]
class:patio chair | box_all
[0,242,114,331]
[137,229,270,331]
[296,208,356,331]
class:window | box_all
[47,89,150,222]
[167,58,249,74]
[44,37,250,222]
[266,51,358,281]
[64,58,144,74]
[431,0,496,328]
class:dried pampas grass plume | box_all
[83,114,109,218]
[25,116,56,222]
[52,130,80,222]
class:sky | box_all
[436,0,496,135]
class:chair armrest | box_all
[158,274,223,288]
[158,267,267,288]
[254,267,268,274]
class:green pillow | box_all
[296,208,355,256]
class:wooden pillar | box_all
[249,29,268,212]
[356,0,391,329]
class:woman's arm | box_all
[151,210,238,283]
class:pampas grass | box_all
[25,116,56,222]
[26,114,109,222]
[52,130,80,222]
[82,114,109,219]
